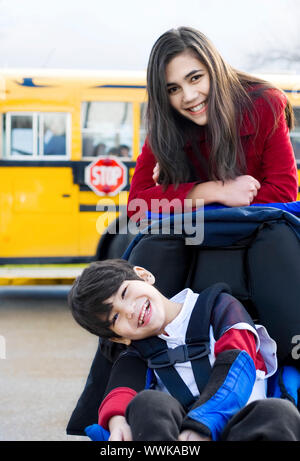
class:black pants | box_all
[125,390,300,441]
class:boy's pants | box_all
[125,390,300,441]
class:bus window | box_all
[290,107,300,161]
[3,112,70,159]
[81,101,133,159]
[42,113,68,156]
[8,114,35,157]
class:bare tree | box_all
[247,42,300,72]
[246,0,300,72]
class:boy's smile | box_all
[138,298,151,326]
[105,267,182,344]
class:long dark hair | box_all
[146,26,294,187]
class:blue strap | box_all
[187,350,256,441]
[131,283,230,410]
[268,366,300,406]
[186,283,229,394]
[133,335,197,410]
[154,366,196,410]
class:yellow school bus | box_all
[0,70,299,272]
[0,69,147,268]
[261,73,300,164]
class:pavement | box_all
[0,285,99,441]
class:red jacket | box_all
[128,89,298,218]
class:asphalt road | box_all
[0,285,99,441]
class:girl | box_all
[127,27,298,217]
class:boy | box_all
[69,259,300,441]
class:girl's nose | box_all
[182,84,197,104]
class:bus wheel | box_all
[95,216,137,260]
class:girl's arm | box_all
[127,141,199,218]
[251,93,298,204]
[186,175,261,207]
[127,142,261,219]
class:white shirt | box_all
[156,288,277,403]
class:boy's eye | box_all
[112,313,119,326]
[121,286,127,299]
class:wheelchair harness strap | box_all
[131,283,230,410]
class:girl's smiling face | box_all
[165,50,210,126]
[105,268,182,344]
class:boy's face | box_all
[105,268,171,344]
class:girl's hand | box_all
[152,162,160,185]
[108,415,133,441]
[220,175,261,206]
[186,175,261,207]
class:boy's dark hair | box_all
[68,259,142,339]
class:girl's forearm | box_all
[186,181,223,206]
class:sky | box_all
[0,0,299,73]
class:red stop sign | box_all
[85,156,127,196]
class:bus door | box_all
[0,111,78,261]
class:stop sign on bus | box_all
[85,156,127,196]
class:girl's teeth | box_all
[189,102,206,112]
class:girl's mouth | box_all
[187,101,207,114]
[138,299,151,327]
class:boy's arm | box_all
[181,294,264,441]
[98,350,148,430]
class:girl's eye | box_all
[121,286,127,299]
[167,86,178,95]
[191,74,202,82]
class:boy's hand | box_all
[108,415,133,441]
[178,429,211,441]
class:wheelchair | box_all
[66,202,300,438]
